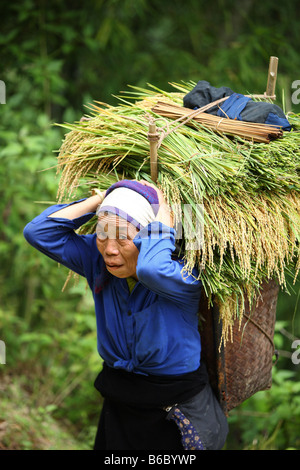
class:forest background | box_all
[0,0,299,450]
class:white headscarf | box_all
[97,187,158,229]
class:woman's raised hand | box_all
[138,180,174,228]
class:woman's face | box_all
[96,213,139,280]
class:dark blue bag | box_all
[184,80,291,131]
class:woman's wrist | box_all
[155,203,174,228]
[87,194,105,212]
[92,188,106,204]
[48,194,105,220]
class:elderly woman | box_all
[23,179,228,450]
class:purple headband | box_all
[105,180,160,216]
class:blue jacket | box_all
[23,200,202,376]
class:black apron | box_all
[93,362,227,450]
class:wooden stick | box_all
[265,56,278,99]
[148,119,159,183]
[152,101,282,143]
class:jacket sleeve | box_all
[133,221,201,307]
[23,200,96,278]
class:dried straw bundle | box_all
[55,83,300,345]
[152,101,283,143]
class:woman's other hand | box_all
[138,180,174,228]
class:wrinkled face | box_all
[96,212,139,279]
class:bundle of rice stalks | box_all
[55,82,300,346]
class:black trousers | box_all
[93,363,208,451]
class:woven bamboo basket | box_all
[199,279,279,415]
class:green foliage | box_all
[0,370,94,450]
[228,365,300,450]
[0,0,299,450]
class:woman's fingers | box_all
[92,188,106,203]
[138,180,165,205]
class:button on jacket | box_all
[23,200,202,376]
